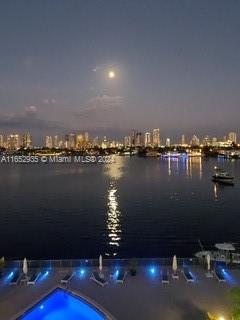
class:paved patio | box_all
[0,265,238,320]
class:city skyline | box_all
[0,128,238,150]
[0,1,240,140]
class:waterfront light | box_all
[148,266,157,276]
[189,271,196,282]
[80,269,85,275]
[3,269,17,285]
[78,268,86,278]
[40,305,44,310]
[221,268,236,285]
[6,271,14,280]
[39,270,50,282]
[110,268,120,280]
[150,267,155,274]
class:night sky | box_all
[0,0,240,142]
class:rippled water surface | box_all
[0,157,239,259]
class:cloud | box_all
[0,106,63,131]
[24,105,37,117]
[73,95,127,131]
[74,95,124,117]
[43,98,57,105]
[88,95,123,107]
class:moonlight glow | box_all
[108,71,116,79]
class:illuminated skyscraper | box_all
[115,141,122,148]
[7,134,20,150]
[22,132,32,148]
[135,132,143,147]
[152,128,160,147]
[212,137,217,146]
[131,129,136,147]
[228,132,237,144]
[76,134,84,149]
[166,138,171,147]
[203,135,210,146]
[124,136,131,147]
[144,132,151,147]
[58,140,64,149]
[181,134,186,145]
[0,135,4,148]
[92,136,99,147]
[110,140,116,148]
[84,132,89,142]
[64,135,69,149]
[69,134,76,149]
[101,136,108,149]
[45,136,53,148]
[190,135,200,146]
[53,135,59,148]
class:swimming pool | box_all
[18,288,107,320]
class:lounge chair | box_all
[172,270,179,279]
[27,272,40,285]
[20,275,29,284]
[116,270,126,283]
[161,269,169,284]
[183,268,194,282]
[214,268,226,282]
[61,272,74,284]
[9,272,22,285]
[90,272,108,287]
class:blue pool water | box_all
[18,288,106,320]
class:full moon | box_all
[108,70,116,79]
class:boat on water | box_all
[119,150,138,156]
[212,167,234,185]
[161,152,187,159]
[121,151,131,156]
[187,151,203,157]
[195,243,240,264]
[145,151,160,157]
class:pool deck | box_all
[0,265,239,320]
